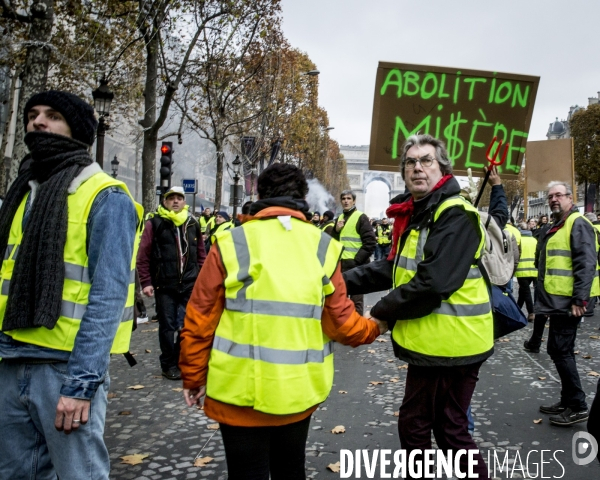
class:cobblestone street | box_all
[106,293,600,479]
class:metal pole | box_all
[233,172,240,218]
[192,179,197,217]
[95,116,106,169]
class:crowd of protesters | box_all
[2,89,600,480]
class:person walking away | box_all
[375,217,392,261]
[515,229,538,321]
[179,163,387,480]
[531,182,598,426]
[137,186,205,380]
[0,90,143,478]
[344,134,493,479]
[331,190,376,315]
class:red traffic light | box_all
[161,144,171,154]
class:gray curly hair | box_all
[399,134,453,179]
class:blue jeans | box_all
[0,361,110,479]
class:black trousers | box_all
[219,416,311,480]
[398,363,490,480]
[527,314,548,348]
[516,277,536,315]
[155,288,192,371]
[588,379,600,463]
[546,315,587,411]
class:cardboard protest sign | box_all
[369,62,540,178]
[524,139,573,193]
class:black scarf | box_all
[249,196,311,218]
[0,131,93,331]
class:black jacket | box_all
[331,207,377,270]
[344,177,483,327]
[150,216,202,291]
[534,207,597,314]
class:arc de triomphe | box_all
[339,145,405,214]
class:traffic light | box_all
[160,142,173,192]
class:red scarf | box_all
[385,175,453,260]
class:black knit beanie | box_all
[24,90,98,146]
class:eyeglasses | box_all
[547,193,570,201]
[404,156,435,170]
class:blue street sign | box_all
[182,179,197,194]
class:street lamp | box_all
[229,155,244,217]
[92,78,114,169]
[111,155,119,178]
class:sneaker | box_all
[540,401,566,415]
[523,340,540,353]
[137,316,149,324]
[162,367,181,380]
[549,408,589,426]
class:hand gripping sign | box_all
[473,136,509,207]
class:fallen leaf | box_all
[197,404,204,410]
[590,335,600,339]
[538,376,546,380]
[389,378,399,383]
[369,381,384,385]
[207,423,220,430]
[172,387,183,392]
[127,385,145,390]
[387,359,394,363]
[331,425,346,434]
[393,411,399,417]
[367,349,376,354]
[119,411,131,416]
[327,461,341,473]
[376,338,388,343]
[338,390,348,394]
[588,371,600,377]
[575,350,580,355]
[145,349,152,353]
[143,328,158,332]
[533,418,542,424]
[120,453,149,465]
[194,456,214,467]
[583,355,593,359]
[107,392,117,399]
[398,364,408,370]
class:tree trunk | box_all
[8,0,54,188]
[214,140,224,212]
[140,14,159,215]
[0,71,17,195]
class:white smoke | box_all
[306,179,335,214]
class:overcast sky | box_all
[281,0,599,147]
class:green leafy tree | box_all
[571,103,600,209]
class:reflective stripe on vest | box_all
[340,210,363,259]
[515,236,538,277]
[544,213,600,297]
[206,217,343,415]
[0,172,143,354]
[391,196,493,360]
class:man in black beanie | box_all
[0,90,143,479]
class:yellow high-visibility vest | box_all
[392,196,493,362]
[339,210,362,260]
[544,212,600,297]
[0,172,143,353]
[377,225,392,245]
[505,224,521,247]
[206,217,343,414]
[210,220,233,244]
[515,236,537,278]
